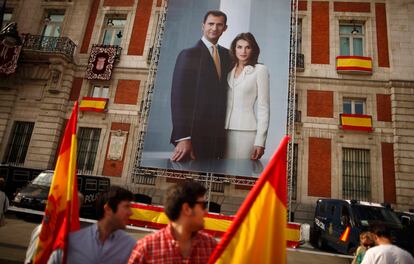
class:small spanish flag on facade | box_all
[336,56,372,74]
[79,97,108,112]
[34,102,80,264]
[340,114,373,132]
[209,136,289,264]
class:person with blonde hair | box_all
[352,231,375,264]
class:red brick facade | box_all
[381,142,396,203]
[128,0,153,55]
[307,90,333,118]
[298,1,307,11]
[311,1,330,64]
[377,94,392,122]
[375,3,390,67]
[80,0,100,53]
[308,137,331,197]
[114,80,140,105]
[102,123,130,177]
[103,0,134,6]
[69,78,83,101]
[333,2,370,12]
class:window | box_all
[77,128,101,173]
[339,23,364,56]
[3,121,35,165]
[102,16,126,46]
[98,179,109,192]
[85,179,97,191]
[1,10,13,28]
[42,10,65,37]
[297,19,302,54]
[343,98,365,115]
[342,148,371,201]
[91,85,109,98]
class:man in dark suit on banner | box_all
[170,10,231,162]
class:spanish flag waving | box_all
[34,102,80,264]
[209,136,289,264]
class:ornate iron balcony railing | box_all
[21,34,76,61]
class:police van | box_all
[311,199,409,255]
[13,170,110,218]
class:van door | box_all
[330,203,352,253]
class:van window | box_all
[352,205,402,228]
[319,203,326,215]
[13,170,30,182]
[98,180,109,192]
[32,172,53,186]
[330,205,336,216]
[85,179,97,191]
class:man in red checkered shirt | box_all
[128,180,217,264]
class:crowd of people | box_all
[22,181,215,264]
[19,179,413,264]
[352,227,414,264]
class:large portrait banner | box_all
[141,0,290,177]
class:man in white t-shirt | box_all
[361,225,414,264]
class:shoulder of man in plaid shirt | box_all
[128,224,217,264]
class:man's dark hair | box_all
[230,32,260,67]
[371,224,392,239]
[95,186,133,219]
[164,180,207,221]
[203,10,227,25]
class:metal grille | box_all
[3,121,34,165]
[77,127,101,174]
[287,0,299,221]
[292,144,298,200]
[134,172,156,185]
[342,148,371,201]
[22,34,76,61]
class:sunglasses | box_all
[195,201,209,210]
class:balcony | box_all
[296,53,304,71]
[336,56,372,75]
[21,34,76,62]
[340,113,373,132]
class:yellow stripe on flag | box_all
[79,99,106,110]
[342,116,372,127]
[205,217,233,233]
[337,57,372,69]
[214,182,286,264]
[130,208,170,225]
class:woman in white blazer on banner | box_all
[224,32,270,160]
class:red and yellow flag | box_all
[209,136,290,264]
[34,102,80,264]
